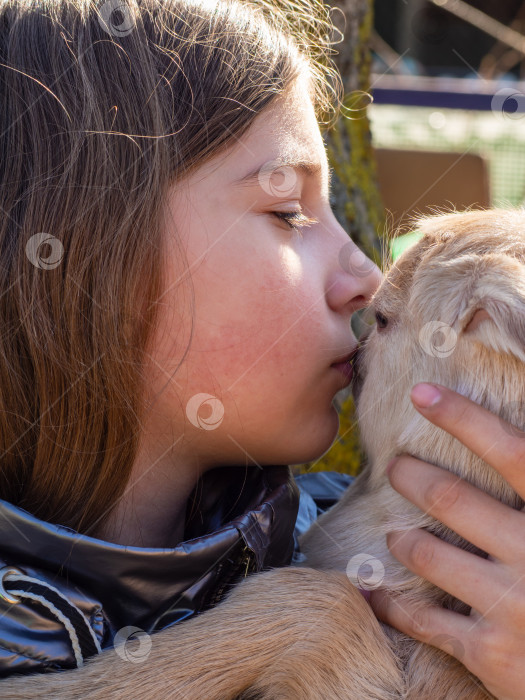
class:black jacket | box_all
[0,464,352,678]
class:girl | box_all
[0,0,523,697]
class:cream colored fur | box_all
[299,208,525,699]
[3,208,523,698]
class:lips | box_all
[330,349,357,389]
[330,346,359,367]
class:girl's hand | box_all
[368,382,525,700]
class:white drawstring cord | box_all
[0,566,102,667]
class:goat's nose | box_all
[351,323,373,405]
[357,319,374,347]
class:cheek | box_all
[146,228,326,420]
[204,285,318,391]
[193,243,316,370]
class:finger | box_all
[410,383,525,499]
[385,528,505,616]
[369,589,524,699]
[370,588,472,661]
[387,455,525,563]
[369,588,473,662]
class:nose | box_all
[326,236,383,314]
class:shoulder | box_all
[294,471,354,511]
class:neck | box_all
[90,445,203,549]
[92,495,189,549]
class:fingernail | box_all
[411,383,441,408]
[386,531,400,548]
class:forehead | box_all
[373,234,437,311]
[198,73,330,190]
[375,211,525,311]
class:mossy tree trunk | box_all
[325,0,385,255]
[294,0,385,478]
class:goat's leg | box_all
[1,567,404,700]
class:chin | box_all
[288,410,340,465]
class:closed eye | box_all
[375,311,389,330]
[272,211,319,234]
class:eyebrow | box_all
[232,158,332,193]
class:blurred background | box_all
[371,0,525,231]
[294,0,525,478]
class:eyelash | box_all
[272,211,319,234]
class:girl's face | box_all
[144,73,382,471]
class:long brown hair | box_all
[0,0,343,534]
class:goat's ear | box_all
[458,254,525,362]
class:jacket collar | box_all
[0,464,299,634]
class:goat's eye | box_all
[375,312,389,330]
